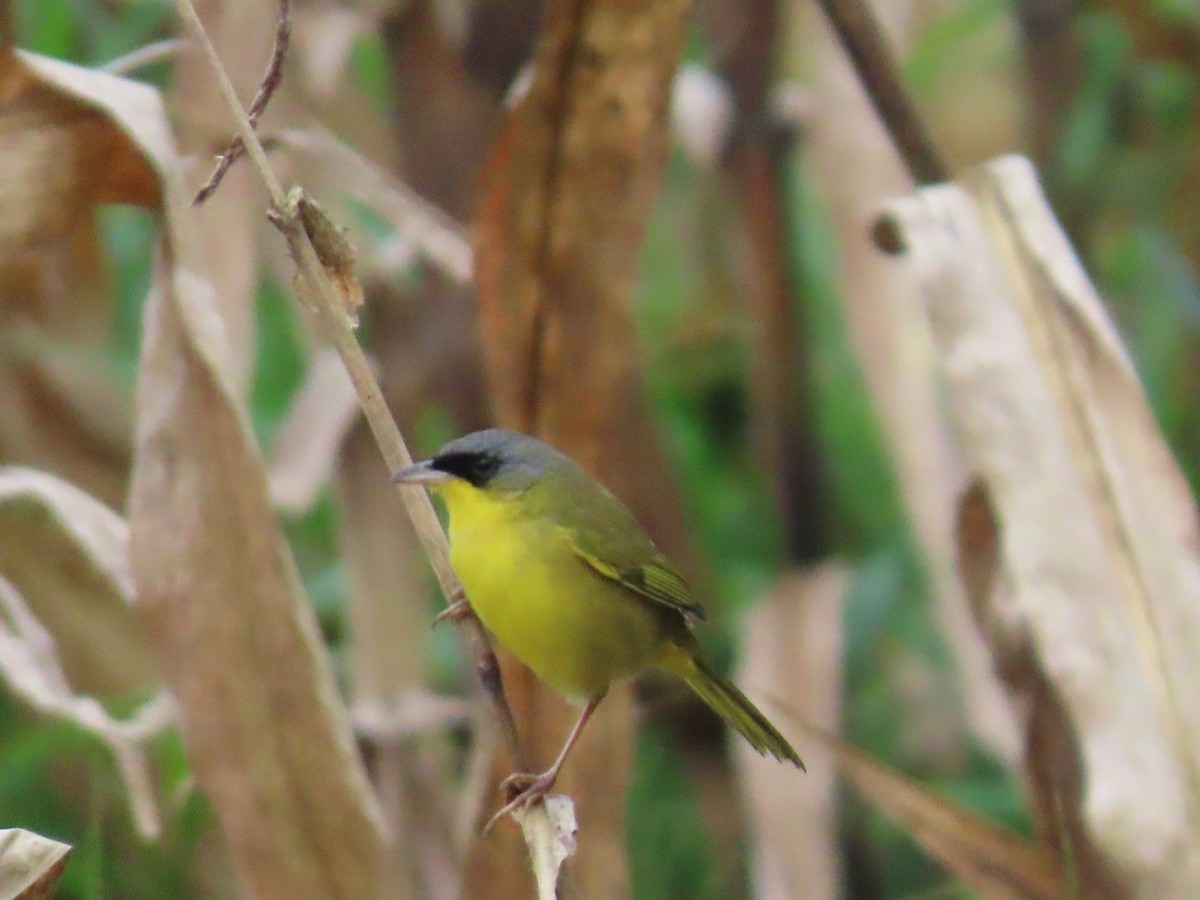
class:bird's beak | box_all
[391,459,450,486]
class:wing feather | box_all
[572,543,707,623]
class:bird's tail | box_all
[660,642,804,769]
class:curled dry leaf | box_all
[3,46,387,899]
[736,565,847,900]
[293,190,364,326]
[0,828,71,900]
[514,795,578,900]
[884,154,1200,896]
[0,466,156,693]
[0,572,173,839]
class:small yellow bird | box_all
[393,428,802,821]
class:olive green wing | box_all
[572,545,708,624]
[538,472,708,623]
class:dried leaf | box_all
[820,730,1068,900]
[294,191,363,326]
[0,466,155,694]
[5,42,388,899]
[514,795,577,900]
[0,574,172,838]
[0,829,71,900]
[884,154,1200,895]
[468,0,697,893]
[131,165,387,899]
[736,565,846,900]
[0,50,149,504]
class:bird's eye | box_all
[433,451,501,488]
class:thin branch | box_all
[192,0,292,205]
[813,0,948,185]
[172,0,529,775]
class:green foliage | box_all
[627,724,724,900]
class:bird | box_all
[392,428,802,823]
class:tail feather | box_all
[663,643,804,770]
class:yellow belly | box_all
[442,482,666,699]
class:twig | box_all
[102,38,188,76]
[813,0,948,185]
[192,0,292,205]
[172,0,530,775]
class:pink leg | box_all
[485,693,605,830]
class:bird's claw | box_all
[483,770,558,832]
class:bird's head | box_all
[391,428,571,500]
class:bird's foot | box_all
[432,591,474,628]
[484,770,558,831]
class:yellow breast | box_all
[438,480,666,699]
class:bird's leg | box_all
[485,693,605,830]
[432,588,474,628]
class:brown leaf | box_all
[736,565,847,900]
[131,234,387,897]
[885,154,1200,894]
[0,50,152,505]
[818,730,1068,900]
[0,829,71,900]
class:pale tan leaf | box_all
[514,795,577,900]
[268,347,359,512]
[0,466,156,694]
[821,730,1068,900]
[884,154,1200,895]
[736,564,846,900]
[131,237,387,897]
[0,829,71,900]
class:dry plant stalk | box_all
[883,154,1200,897]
